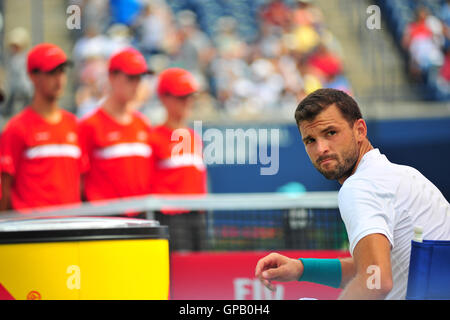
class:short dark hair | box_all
[295,88,363,127]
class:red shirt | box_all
[406,21,433,47]
[261,1,291,27]
[0,107,82,210]
[309,51,342,78]
[78,108,154,201]
[151,124,207,195]
[440,53,450,82]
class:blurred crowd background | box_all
[0,0,448,128]
[65,0,353,123]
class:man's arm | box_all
[0,173,13,211]
[338,233,393,300]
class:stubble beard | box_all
[314,139,360,181]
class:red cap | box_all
[27,43,69,73]
[108,47,153,75]
[157,67,199,97]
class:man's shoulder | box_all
[348,150,408,185]
[338,165,399,204]
[339,158,423,208]
[1,108,33,134]
[60,109,79,125]
[77,108,102,127]
[131,111,152,128]
[150,124,168,136]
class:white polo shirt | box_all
[338,148,450,300]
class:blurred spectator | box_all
[258,23,284,59]
[72,25,110,117]
[307,42,351,95]
[3,27,33,117]
[209,44,250,111]
[436,46,450,99]
[440,47,450,82]
[109,0,143,26]
[260,0,291,30]
[325,73,352,96]
[72,25,110,67]
[210,17,250,109]
[402,7,433,50]
[290,23,321,55]
[214,16,248,58]
[249,57,285,110]
[291,0,324,27]
[308,43,343,81]
[376,1,449,99]
[442,0,450,50]
[425,7,446,49]
[444,0,450,24]
[172,10,215,74]
[402,6,444,76]
[105,23,134,56]
[75,57,108,118]
[134,2,169,57]
[277,49,305,95]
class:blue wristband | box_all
[298,258,342,289]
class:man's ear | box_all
[354,119,367,142]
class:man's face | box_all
[30,64,67,100]
[162,94,195,121]
[110,72,142,103]
[298,104,360,182]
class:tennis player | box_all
[0,43,81,211]
[255,88,450,299]
[78,47,154,214]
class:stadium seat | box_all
[406,238,450,299]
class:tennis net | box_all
[0,192,348,251]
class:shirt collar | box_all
[354,148,381,173]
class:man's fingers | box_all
[260,278,275,291]
[254,259,266,278]
[255,253,279,277]
[255,253,285,276]
[261,267,281,280]
[256,255,281,291]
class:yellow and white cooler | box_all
[0,217,169,300]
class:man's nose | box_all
[315,138,330,155]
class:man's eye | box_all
[305,138,314,145]
[327,131,337,136]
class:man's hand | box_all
[255,252,303,291]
